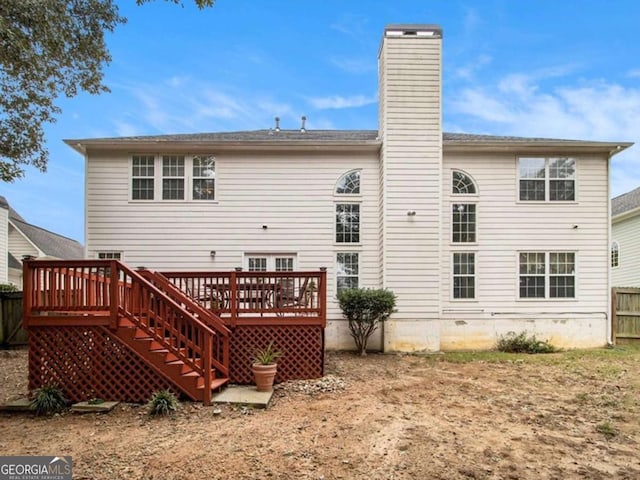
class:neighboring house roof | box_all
[66,130,632,155]
[7,252,21,269]
[10,218,84,259]
[612,186,640,217]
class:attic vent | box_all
[274,117,281,132]
[300,115,307,133]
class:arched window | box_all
[336,170,361,194]
[452,170,477,195]
[611,241,620,268]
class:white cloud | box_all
[329,56,375,74]
[449,75,640,195]
[306,94,376,110]
[454,54,492,80]
[627,69,640,78]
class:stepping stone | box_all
[213,385,273,408]
[71,401,119,413]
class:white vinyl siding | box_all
[86,150,381,343]
[441,152,609,349]
[612,214,640,287]
[7,223,39,260]
[378,30,442,335]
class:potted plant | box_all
[252,341,281,392]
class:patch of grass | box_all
[497,331,557,354]
[596,422,618,438]
[30,384,68,416]
[148,390,178,416]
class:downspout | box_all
[607,145,623,345]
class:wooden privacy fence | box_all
[611,287,640,344]
[0,291,26,347]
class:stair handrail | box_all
[139,270,230,377]
[140,270,230,335]
[114,261,215,403]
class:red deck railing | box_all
[23,260,229,405]
[161,270,327,327]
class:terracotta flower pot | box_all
[252,363,277,392]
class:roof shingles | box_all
[612,186,640,217]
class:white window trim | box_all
[451,169,479,196]
[516,251,578,301]
[243,253,297,271]
[336,251,360,294]
[611,241,620,269]
[334,201,362,246]
[129,153,218,203]
[451,251,478,302]
[516,157,578,204]
[334,169,363,197]
[451,202,478,245]
[96,251,123,261]
[130,154,156,202]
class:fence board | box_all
[612,287,640,344]
[0,292,27,347]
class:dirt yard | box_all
[1,347,640,480]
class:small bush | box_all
[254,341,281,365]
[148,390,178,416]
[596,422,618,438]
[497,331,557,354]
[337,288,396,355]
[0,283,19,293]
[30,384,68,415]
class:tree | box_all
[0,0,214,182]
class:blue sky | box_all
[3,0,640,242]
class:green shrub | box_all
[337,288,396,355]
[0,283,19,293]
[30,384,68,415]
[497,331,557,354]
[148,390,178,416]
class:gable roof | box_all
[7,252,21,269]
[612,186,640,217]
[65,130,632,156]
[2,197,84,260]
[9,218,84,259]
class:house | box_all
[0,195,84,288]
[65,24,632,353]
[611,186,640,287]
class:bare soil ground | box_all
[1,347,640,480]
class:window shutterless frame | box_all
[129,154,217,202]
[516,251,577,300]
[517,157,577,203]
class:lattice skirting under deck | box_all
[28,326,177,403]
[229,325,324,384]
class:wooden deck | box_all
[22,260,326,404]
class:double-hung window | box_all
[453,252,475,300]
[336,204,360,243]
[519,252,575,299]
[452,204,476,243]
[130,154,216,201]
[162,155,185,200]
[519,157,575,201]
[132,155,155,200]
[336,252,359,293]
